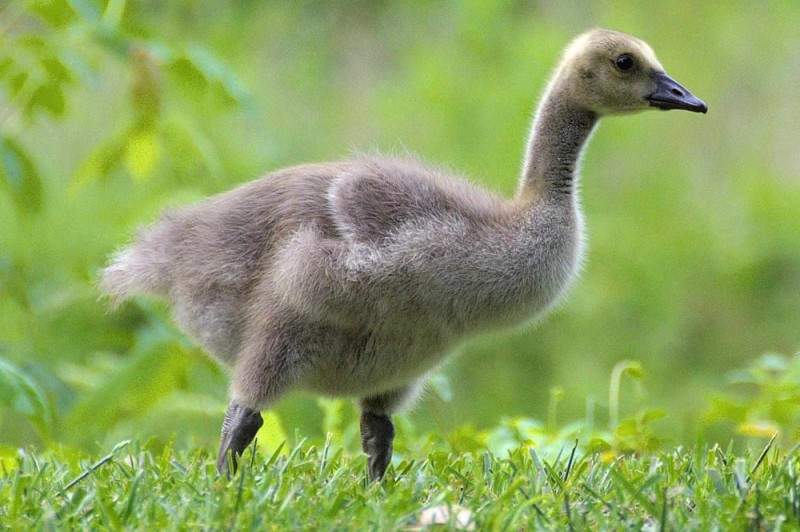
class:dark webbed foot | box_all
[360,411,395,481]
[216,401,264,476]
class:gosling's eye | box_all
[615,54,635,72]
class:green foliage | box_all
[0,358,53,442]
[706,352,800,442]
[0,136,42,215]
[0,1,246,450]
[1,437,798,529]
[472,361,665,457]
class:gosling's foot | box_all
[360,411,395,481]
[216,401,264,476]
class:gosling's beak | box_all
[648,71,707,113]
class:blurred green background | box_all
[1,1,798,455]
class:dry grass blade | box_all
[747,432,778,482]
[60,440,131,494]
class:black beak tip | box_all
[650,98,708,114]
[649,71,708,114]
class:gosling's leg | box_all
[360,411,395,482]
[216,400,264,476]
[219,323,305,476]
[359,383,421,481]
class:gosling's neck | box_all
[517,85,598,202]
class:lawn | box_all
[2,435,795,529]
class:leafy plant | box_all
[469,360,665,458]
[0,357,53,442]
[0,0,250,451]
[705,352,800,442]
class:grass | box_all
[1,435,798,530]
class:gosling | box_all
[100,29,707,480]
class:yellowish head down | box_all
[551,28,707,116]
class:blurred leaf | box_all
[185,43,249,104]
[614,419,638,438]
[167,56,205,94]
[0,256,32,310]
[639,408,666,424]
[161,114,222,181]
[130,47,162,126]
[446,423,487,453]
[615,361,645,381]
[0,136,43,214]
[28,0,76,28]
[64,342,190,445]
[704,396,747,425]
[123,128,161,180]
[25,82,66,118]
[0,445,18,471]
[736,421,779,438]
[71,132,127,188]
[704,353,800,443]
[0,358,53,441]
[18,35,48,52]
[9,71,29,97]
[0,57,13,79]
[40,56,73,84]
[588,437,612,453]
[166,44,250,106]
[132,392,222,445]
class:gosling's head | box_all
[553,28,707,116]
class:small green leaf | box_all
[41,56,73,84]
[166,56,206,93]
[161,114,222,181]
[614,419,638,438]
[737,420,779,438]
[130,48,162,125]
[18,35,48,52]
[25,82,66,118]
[166,44,250,106]
[639,408,667,425]
[621,362,644,380]
[0,358,53,441]
[185,43,249,102]
[588,437,612,453]
[0,136,43,214]
[28,0,76,28]
[124,128,161,180]
[0,57,14,80]
[71,132,127,189]
[9,71,29,97]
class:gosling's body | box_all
[104,157,579,398]
[101,29,706,479]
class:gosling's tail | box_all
[99,219,174,307]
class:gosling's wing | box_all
[329,157,501,244]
